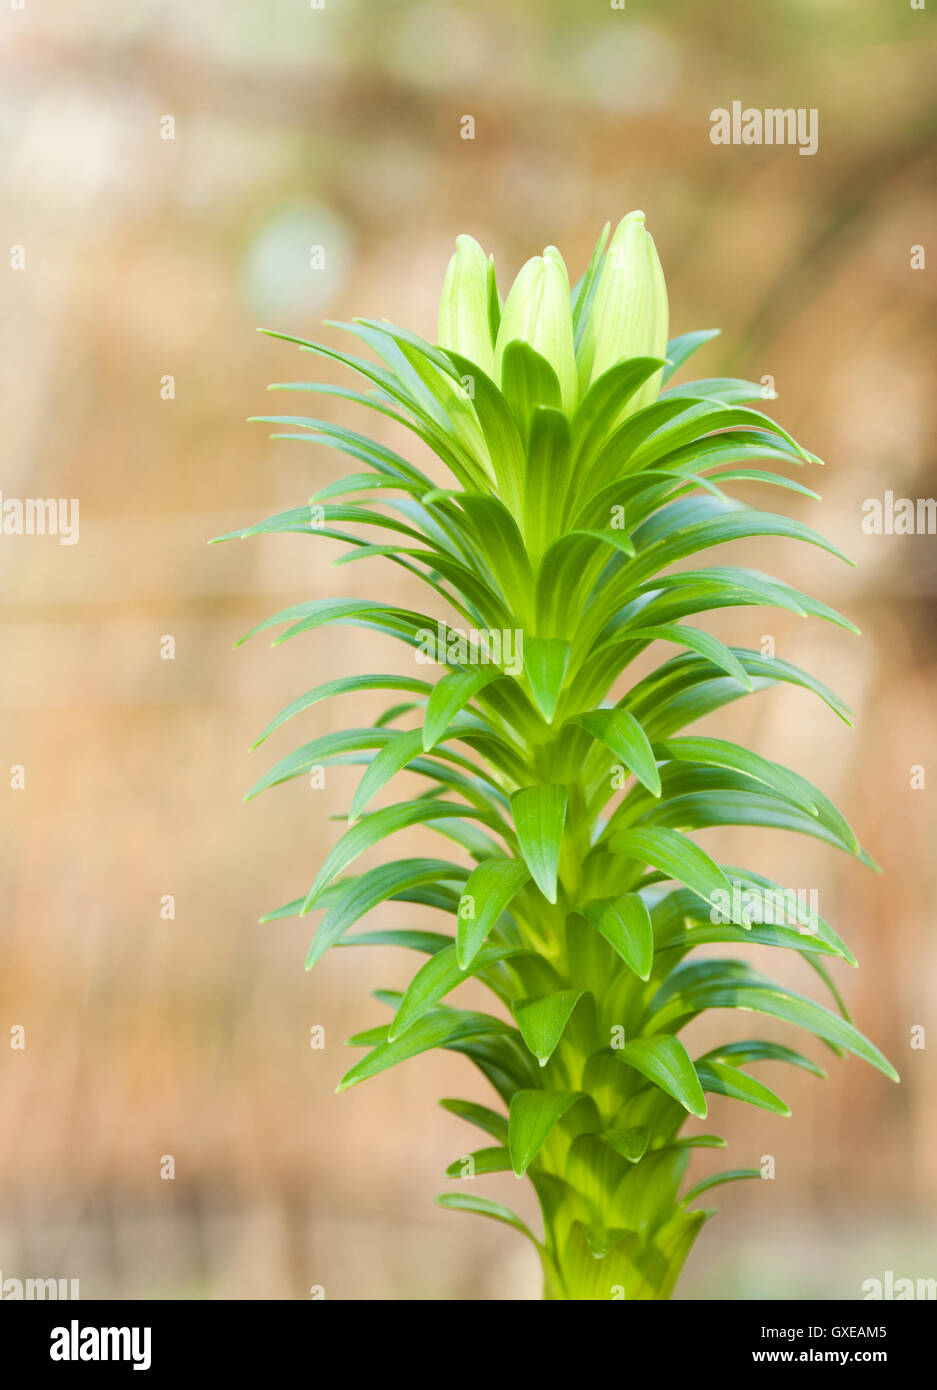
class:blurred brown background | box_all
[1,0,935,1299]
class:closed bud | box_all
[438,234,496,379]
[495,252,578,414]
[578,210,669,414]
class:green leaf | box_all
[337,1007,516,1091]
[246,726,391,800]
[235,597,411,649]
[513,991,584,1066]
[600,1126,649,1163]
[439,1097,509,1143]
[511,785,567,903]
[500,340,561,439]
[443,352,526,517]
[571,221,610,347]
[338,930,452,954]
[682,1169,763,1205]
[650,976,899,1083]
[445,1146,512,1178]
[525,407,571,561]
[456,858,530,968]
[389,942,526,1040]
[508,1089,581,1175]
[622,507,852,603]
[664,378,773,405]
[303,800,498,911]
[665,1134,727,1150]
[250,673,431,748]
[435,1192,539,1245]
[487,255,502,341]
[655,736,819,815]
[661,329,720,385]
[695,1060,791,1115]
[458,494,536,624]
[422,667,502,751]
[621,625,753,690]
[570,356,669,469]
[570,709,661,796]
[348,727,424,824]
[634,565,857,634]
[617,1034,708,1117]
[524,636,571,722]
[699,1039,826,1079]
[303,859,467,968]
[639,788,864,863]
[608,825,730,908]
[580,895,654,979]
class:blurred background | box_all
[1,0,935,1300]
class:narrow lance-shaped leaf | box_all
[579,896,654,980]
[511,785,568,904]
[508,1090,581,1176]
[569,709,661,796]
[456,858,530,968]
[513,991,584,1066]
[617,1035,708,1118]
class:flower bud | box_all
[495,251,578,414]
[438,234,496,379]
[577,210,668,413]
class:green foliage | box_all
[225,215,898,1301]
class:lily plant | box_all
[223,213,898,1300]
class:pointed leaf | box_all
[251,673,431,748]
[457,858,530,968]
[617,1034,707,1117]
[445,1146,512,1178]
[525,407,571,560]
[570,709,661,796]
[304,800,497,911]
[513,991,583,1066]
[337,1007,516,1091]
[439,1097,509,1143]
[511,785,567,904]
[601,1126,649,1163]
[661,329,721,385]
[435,1192,538,1245]
[608,825,730,909]
[389,942,526,1040]
[423,667,501,751]
[508,1089,581,1176]
[695,1060,791,1115]
[682,1169,763,1205]
[650,976,899,1082]
[304,859,467,969]
[524,636,571,722]
[580,895,654,979]
[349,727,424,824]
[623,625,753,690]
